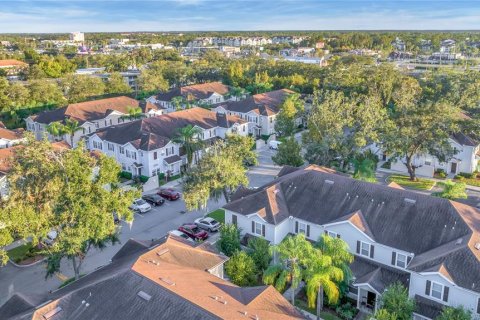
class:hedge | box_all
[120,171,132,179]
[139,175,149,183]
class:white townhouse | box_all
[87,107,248,177]
[214,89,296,136]
[223,165,480,319]
[381,132,480,177]
[0,125,23,149]
[25,96,163,147]
[147,82,233,113]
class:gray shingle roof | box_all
[220,89,294,116]
[351,257,409,293]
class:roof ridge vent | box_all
[325,179,334,185]
[156,248,170,256]
[474,242,480,250]
[43,307,62,319]
[159,277,175,286]
[404,198,416,204]
[137,291,152,301]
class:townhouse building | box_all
[147,82,232,113]
[213,89,295,136]
[378,132,480,177]
[87,107,248,177]
[0,235,304,320]
[223,165,480,319]
[25,96,162,147]
[0,124,23,149]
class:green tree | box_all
[216,223,241,257]
[0,137,138,279]
[433,179,468,200]
[263,234,315,305]
[437,306,472,320]
[138,65,169,93]
[172,125,203,168]
[63,118,82,147]
[121,106,144,121]
[247,236,271,272]
[106,72,132,94]
[27,79,66,107]
[381,100,459,181]
[274,93,304,137]
[272,137,304,167]
[183,141,249,209]
[61,75,106,103]
[171,96,185,111]
[352,151,378,183]
[370,309,396,320]
[0,78,12,111]
[225,134,258,166]
[46,122,66,141]
[225,251,257,286]
[377,283,415,320]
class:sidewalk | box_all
[377,167,480,192]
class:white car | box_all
[129,199,152,213]
[195,217,221,232]
[169,230,194,243]
[269,140,282,150]
[44,230,58,246]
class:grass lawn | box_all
[7,242,41,264]
[455,177,480,187]
[387,174,436,190]
[295,299,342,320]
[206,209,225,224]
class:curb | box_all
[8,256,46,268]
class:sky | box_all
[1,0,480,33]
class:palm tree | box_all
[172,125,204,168]
[263,234,314,306]
[307,234,353,319]
[171,96,184,111]
[46,122,66,141]
[121,106,144,121]
[63,118,81,147]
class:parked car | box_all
[157,188,181,201]
[178,223,208,241]
[269,140,282,150]
[169,230,194,243]
[44,230,57,246]
[129,198,152,213]
[142,194,165,206]
[194,217,221,232]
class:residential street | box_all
[0,145,280,306]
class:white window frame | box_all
[360,241,371,257]
[430,281,443,300]
[298,222,307,234]
[327,231,337,238]
[119,146,124,154]
[254,222,263,236]
[396,253,407,268]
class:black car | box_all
[142,194,165,206]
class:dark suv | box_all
[142,194,165,206]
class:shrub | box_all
[119,171,132,179]
[247,237,271,272]
[225,251,257,286]
[454,175,465,181]
[217,224,241,257]
[335,303,356,320]
[158,173,165,180]
[435,168,445,174]
[437,172,447,178]
[138,175,149,183]
[458,172,475,179]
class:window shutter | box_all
[251,221,255,233]
[336,234,341,239]
[391,252,396,265]
[295,221,298,233]
[232,215,237,226]
[262,224,265,237]
[370,245,375,258]
[324,230,328,235]
[443,286,449,302]
[425,280,431,295]
[356,241,360,254]
[306,225,310,237]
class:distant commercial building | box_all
[70,31,85,42]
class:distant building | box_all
[420,39,432,52]
[315,41,325,49]
[0,59,28,75]
[69,31,84,42]
[392,37,406,52]
[440,39,456,53]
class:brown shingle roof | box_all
[0,127,23,141]
[156,82,230,102]
[32,96,140,125]
[0,59,27,67]
[93,107,244,151]
[220,89,295,116]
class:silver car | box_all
[194,217,221,232]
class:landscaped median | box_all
[386,174,436,190]
[7,242,44,266]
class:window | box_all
[431,282,443,300]
[232,215,237,226]
[104,120,107,126]
[327,231,337,238]
[119,146,124,154]
[107,143,114,151]
[242,125,246,132]
[396,253,407,268]
[95,122,99,129]
[126,150,131,158]
[109,119,112,125]
[132,152,137,160]
[357,241,374,258]
[92,141,103,150]
[252,221,265,236]
[154,151,157,160]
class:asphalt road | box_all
[0,146,280,306]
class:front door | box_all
[450,162,457,174]
[367,291,376,310]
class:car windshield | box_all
[136,199,147,205]
[191,226,200,233]
[209,219,218,224]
